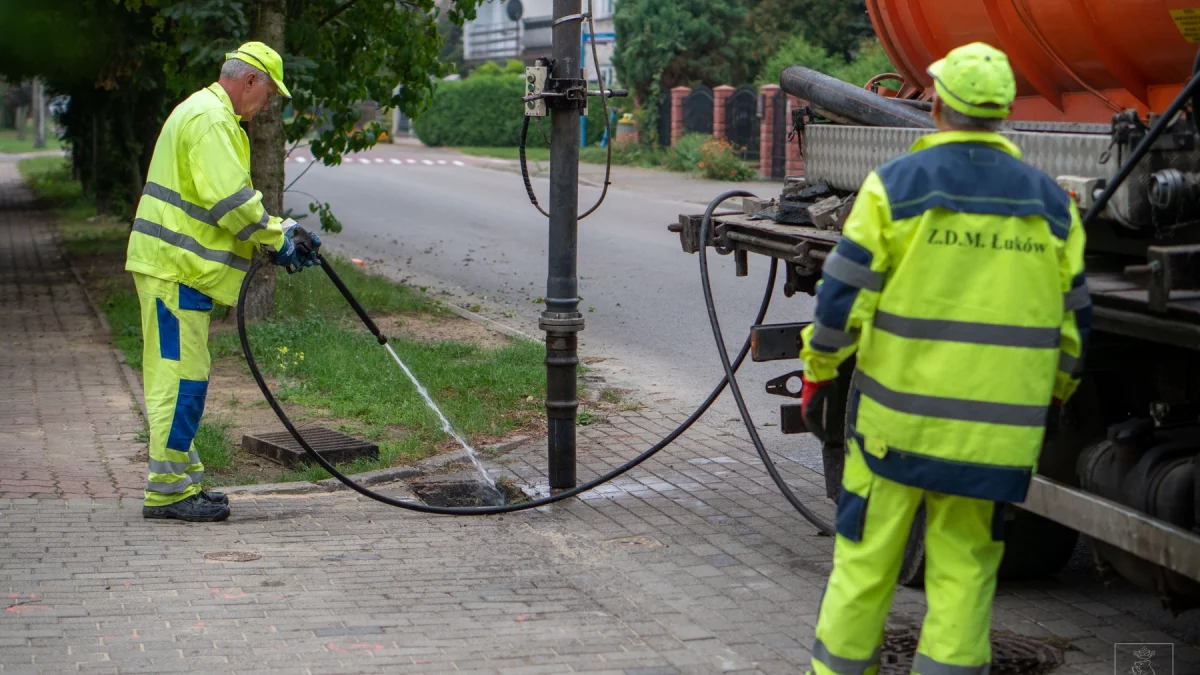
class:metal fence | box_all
[725,87,760,161]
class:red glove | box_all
[801,375,833,432]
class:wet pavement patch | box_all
[879,629,1063,675]
[409,475,526,508]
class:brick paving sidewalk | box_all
[2,160,1199,673]
[0,162,145,499]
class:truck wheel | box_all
[898,501,926,588]
[998,509,1079,580]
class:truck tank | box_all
[866,0,1197,122]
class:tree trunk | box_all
[15,105,27,140]
[32,78,45,149]
[243,0,287,321]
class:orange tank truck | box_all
[867,0,1198,121]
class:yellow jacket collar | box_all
[206,83,242,123]
[909,130,1022,160]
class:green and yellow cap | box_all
[927,42,1015,119]
[226,41,291,99]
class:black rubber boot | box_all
[142,493,230,522]
[199,490,229,505]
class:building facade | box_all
[463,0,617,87]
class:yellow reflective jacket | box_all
[126,83,285,305]
[800,131,1090,503]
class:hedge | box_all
[414,73,611,148]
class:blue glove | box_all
[272,234,299,268]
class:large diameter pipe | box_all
[780,66,935,129]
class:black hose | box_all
[1084,62,1200,228]
[698,191,835,535]
[237,253,780,515]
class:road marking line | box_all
[406,159,417,164]
[453,160,466,166]
[422,159,435,165]
[389,159,402,164]
[295,156,309,163]
[358,158,371,164]
[374,158,384,163]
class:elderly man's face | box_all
[238,72,276,120]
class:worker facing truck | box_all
[799,43,1091,675]
[124,41,322,523]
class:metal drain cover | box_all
[242,427,378,468]
[203,551,262,562]
[880,629,1063,675]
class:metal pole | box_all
[542,0,584,489]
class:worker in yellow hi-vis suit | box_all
[799,43,1090,674]
[126,42,322,522]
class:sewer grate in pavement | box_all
[203,551,262,562]
[242,427,378,468]
[879,629,1063,675]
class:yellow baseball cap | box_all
[927,42,1015,119]
[226,41,291,99]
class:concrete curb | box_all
[442,303,539,343]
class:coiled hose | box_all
[237,194,833,533]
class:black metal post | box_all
[542,0,584,489]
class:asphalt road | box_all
[283,143,826,472]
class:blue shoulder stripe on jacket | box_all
[877,143,1071,239]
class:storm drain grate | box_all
[242,427,378,468]
[879,629,1063,675]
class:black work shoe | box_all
[199,489,229,504]
[142,494,230,522]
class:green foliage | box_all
[612,0,754,146]
[415,72,609,148]
[0,0,486,214]
[272,256,440,322]
[662,133,707,172]
[194,419,236,470]
[744,0,874,65]
[696,137,757,181]
[760,36,895,87]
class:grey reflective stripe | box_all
[1064,284,1090,312]
[1059,351,1081,375]
[235,209,270,241]
[857,372,1048,427]
[811,638,879,675]
[145,478,193,495]
[143,182,216,226]
[210,186,257,223]
[913,653,991,675]
[148,459,191,476]
[811,319,857,349]
[133,219,251,273]
[187,471,205,485]
[148,451,201,477]
[874,311,1060,348]
[823,252,885,292]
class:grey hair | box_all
[220,58,268,82]
[939,105,1005,132]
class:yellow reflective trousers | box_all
[811,442,1003,675]
[134,273,214,506]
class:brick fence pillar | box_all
[670,86,691,147]
[712,85,734,140]
[758,84,780,178]
[786,95,806,177]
